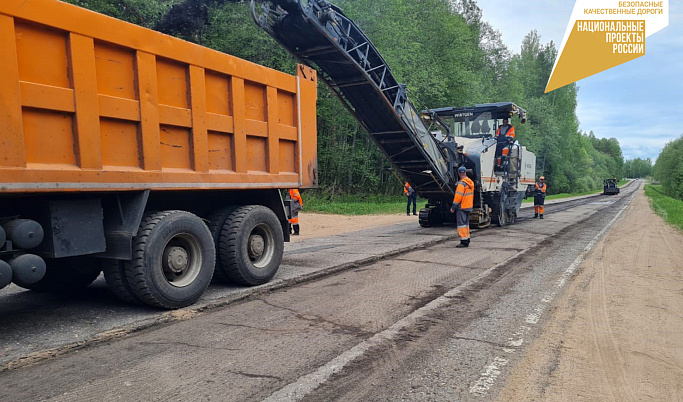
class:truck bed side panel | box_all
[0,0,317,192]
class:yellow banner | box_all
[545,1,669,93]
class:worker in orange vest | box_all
[450,166,475,248]
[404,182,417,216]
[494,117,516,168]
[534,176,547,219]
[286,188,303,235]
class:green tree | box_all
[63,0,181,27]
[653,136,683,200]
[623,158,653,178]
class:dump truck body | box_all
[0,0,318,308]
[0,0,317,191]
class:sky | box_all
[478,0,682,161]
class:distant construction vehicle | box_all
[603,178,620,195]
[251,0,536,228]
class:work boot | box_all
[456,239,470,248]
[413,212,417,216]
[293,224,300,235]
[534,213,538,218]
[540,214,544,219]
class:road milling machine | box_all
[424,104,536,227]
[252,0,536,228]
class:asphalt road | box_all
[0,183,637,401]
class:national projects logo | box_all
[545,0,670,93]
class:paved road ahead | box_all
[0,184,637,401]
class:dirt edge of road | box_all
[496,184,683,401]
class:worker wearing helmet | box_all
[450,166,475,247]
[534,176,547,219]
[494,117,516,168]
[404,182,417,216]
[286,188,303,235]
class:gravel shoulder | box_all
[288,212,417,241]
[496,183,683,401]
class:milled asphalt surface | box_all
[301,184,638,401]
[0,183,637,401]
[0,182,633,372]
[0,217,451,369]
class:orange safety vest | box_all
[495,124,516,139]
[452,177,474,211]
[404,182,414,195]
[288,188,303,207]
[535,182,546,194]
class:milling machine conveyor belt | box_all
[251,0,454,197]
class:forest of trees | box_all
[653,136,683,201]
[64,0,628,195]
[623,157,653,178]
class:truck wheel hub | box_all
[164,246,188,273]
[249,235,265,258]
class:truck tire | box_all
[207,206,238,283]
[125,211,215,309]
[103,260,141,305]
[218,205,284,286]
[22,257,102,292]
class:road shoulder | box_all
[496,184,683,401]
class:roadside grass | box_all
[303,193,423,215]
[644,185,683,231]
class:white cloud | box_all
[576,97,680,161]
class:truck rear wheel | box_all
[125,211,215,309]
[218,205,283,286]
[22,257,102,292]
[103,260,141,304]
[207,206,238,283]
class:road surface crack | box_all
[258,299,371,337]
[451,336,508,349]
[217,322,307,334]
[139,341,239,351]
[225,370,283,380]
[393,257,462,268]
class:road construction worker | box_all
[450,166,474,248]
[286,188,303,235]
[494,117,516,168]
[534,176,546,219]
[404,182,417,216]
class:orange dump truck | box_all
[0,0,318,308]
